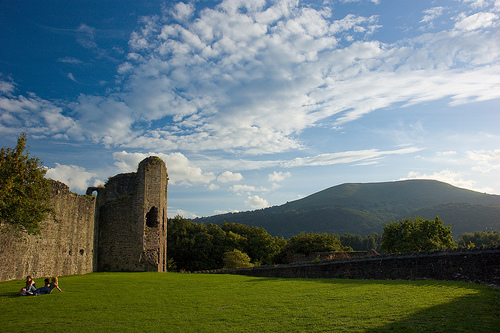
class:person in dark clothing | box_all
[34,278,51,295]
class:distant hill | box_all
[194,180,500,238]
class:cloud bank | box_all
[1,0,499,156]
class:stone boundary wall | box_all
[206,247,500,286]
[0,181,96,281]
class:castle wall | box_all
[140,157,168,272]
[0,181,95,281]
[95,157,168,272]
[0,157,168,281]
[96,193,144,271]
[211,247,500,286]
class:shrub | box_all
[223,249,254,269]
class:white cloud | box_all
[462,0,489,9]
[58,57,82,64]
[340,0,380,4]
[214,209,239,215]
[67,73,77,82]
[245,195,269,209]
[282,147,422,168]
[110,145,422,190]
[466,149,500,172]
[0,87,80,138]
[171,2,195,21]
[440,151,458,156]
[0,79,15,95]
[402,169,493,193]
[112,151,216,185]
[1,0,499,157]
[45,163,99,192]
[421,7,445,23]
[268,171,291,182]
[74,1,387,153]
[208,183,220,190]
[168,209,198,219]
[217,171,243,183]
[455,12,498,31]
[495,0,500,11]
[230,184,268,194]
[76,24,98,49]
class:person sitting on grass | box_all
[50,277,64,293]
[19,276,37,296]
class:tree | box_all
[457,231,499,248]
[166,217,286,271]
[223,249,253,269]
[286,232,345,255]
[380,216,456,253]
[340,233,382,251]
[0,133,53,234]
[167,216,220,271]
[221,222,286,265]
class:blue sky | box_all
[1,0,499,218]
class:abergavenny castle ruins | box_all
[0,157,168,281]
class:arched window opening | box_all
[146,206,159,228]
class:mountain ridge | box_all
[194,179,500,238]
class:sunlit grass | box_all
[0,272,498,332]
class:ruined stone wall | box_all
[140,157,168,272]
[96,192,143,271]
[95,157,168,272]
[0,181,95,281]
[214,247,500,286]
[0,157,168,281]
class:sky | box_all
[1,0,499,219]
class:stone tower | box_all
[88,156,168,272]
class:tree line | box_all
[167,215,499,271]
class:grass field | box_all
[0,273,498,332]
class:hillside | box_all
[194,179,500,238]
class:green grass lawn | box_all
[0,272,498,332]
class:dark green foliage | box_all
[167,216,285,271]
[195,180,500,238]
[409,203,500,236]
[0,133,53,235]
[166,216,223,271]
[221,222,286,265]
[381,216,457,253]
[457,231,500,247]
[340,233,382,251]
[286,232,346,255]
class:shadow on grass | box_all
[368,290,500,332]
[0,291,23,298]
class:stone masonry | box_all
[0,180,96,281]
[215,247,500,286]
[0,156,168,281]
[90,156,168,272]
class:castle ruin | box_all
[0,156,168,281]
